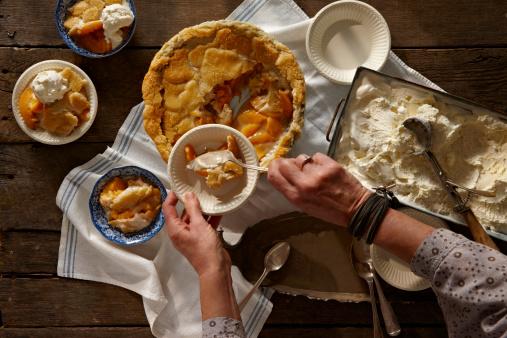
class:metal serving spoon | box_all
[238,241,291,311]
[352,239,385,338]
[353,239,401,336]
[403,117,498,250]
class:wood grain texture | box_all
[0,1,506,48]
[0,278,444,327]
[0,143,107,231]
[1,48,506,143]
[0,327,449,338]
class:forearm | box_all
[199,268,241,321]
[372,209,435,263]
[410,228,507,337]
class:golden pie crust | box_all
[142,20,305,167]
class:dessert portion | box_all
[64,0,134,53]
[18,67,90,136]
[335,75,507,232]
[142,21,305,167]
[185,135,244,188]
[99,176,162,233]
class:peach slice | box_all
[18,87,42,129]
[249,131,274,145]
[278,89,293,119]
[266,117,283,137]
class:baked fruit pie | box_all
[142,21,305,167]
[99,176,162,233]
[185,134,244,188]
[18,67,91,136]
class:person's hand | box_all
[163,191,229,277]
[268,152,370,227]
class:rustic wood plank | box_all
[0,143,107,231]
[0,326,448,338]
[0,231,59,274]
[1,48,507,143]
[0,278,445,327]
[0,1,506,48]
[1,327,154,338]
[260,327,448,338]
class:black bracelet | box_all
[348,186,399,244]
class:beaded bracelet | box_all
[347,185,399,244]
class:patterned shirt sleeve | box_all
[202,317,246,338]
[411,228,507,338]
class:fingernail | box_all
[184,191,192,199]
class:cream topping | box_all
[31,70,69,104]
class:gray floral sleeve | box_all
[202,317,246,338]
[411,228,507,338]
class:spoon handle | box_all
[367,279,385,338]
[373,271,401,336]
[232,158,268,173]
[238,268,269,311]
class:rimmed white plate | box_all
[167,124,259,216]
[306,0,391,84]
[12,60,98,145]
[371,207,448,291]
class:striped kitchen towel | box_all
[57,0,443,337]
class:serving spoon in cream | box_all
[403,117,498,250]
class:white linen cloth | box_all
[56,0,444,337]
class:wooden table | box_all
[1,1,506,337]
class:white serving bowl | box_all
[167,124,259,216]
[12,60,98,145]
[306,0,391,84]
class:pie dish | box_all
[12,60,98,144]
[185,134,244,188]
[89,166,167,245]
[142,20,305,167]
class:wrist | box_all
[197,253,231,280]
[347,188,371,223]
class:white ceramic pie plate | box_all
[11,60,98,145]
[371,207,448,291]
[306,0,391,84]
[167,124,259,216]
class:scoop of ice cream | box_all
[30,70,69,104]
[100,3,134,49]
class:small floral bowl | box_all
[55,0,137,58]
[89,166,167,246]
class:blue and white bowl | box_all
[55,0,137,58]
[89,166,167,246]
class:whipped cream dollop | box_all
[100,3,134,49]
[31,70,69,104]
[187,150,236,171]
[335,75,507,232]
